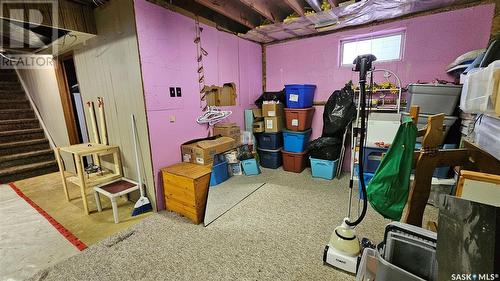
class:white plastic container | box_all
[474,115,500,159]
[366,113,401,148]
[356,248,425,281]
[460,60,500,113]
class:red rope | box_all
[8,183,87,251]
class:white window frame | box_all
[340,31,405,66]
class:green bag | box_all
[366,117,417,221]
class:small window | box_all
[341,33,404,65]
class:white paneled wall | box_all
[72,0,155,209]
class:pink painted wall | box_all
[266,4,495,141]
[134,0,262,210]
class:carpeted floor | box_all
[28,168,437,281]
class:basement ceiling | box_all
[164,0,487,44]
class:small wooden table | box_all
[54,143,123,215]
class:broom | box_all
[131,114,152,216]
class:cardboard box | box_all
[264,116,283,133]
[262,103,284,117]
[204,83,236,106]
[214,123,241,145]
[252,108,263,118]
[220,83,237,106]
[253,121,265,133]
[251,108,265,133]
[181,136,236,165]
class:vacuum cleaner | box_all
[323,54,377,273]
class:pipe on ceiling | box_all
[305,0,322,12]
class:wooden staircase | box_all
[0,68,58,183]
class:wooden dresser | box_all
[161,163,211,224]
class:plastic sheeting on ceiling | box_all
[239,0,481,43]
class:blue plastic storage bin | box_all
[283,129,312,153]
[241,158,260,175]
[210,160,229,186]
[257,132,283,150]
[433,144,456,178]
[257,147,283,169]
[363,147,388,173]
[415,143,456,178]
[285,84,316,108]
[310,157,338,180]
[358,172,374,200]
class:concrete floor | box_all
[27,168,439,281]
[12,172,151,246]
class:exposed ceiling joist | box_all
[151,0,251,34]
[194,0,261,29]
[283,0,305,16]
[238,0,278,23]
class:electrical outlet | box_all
[176,87,182,97]
[169,87,175,97]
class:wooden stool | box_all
[93,178,139,223]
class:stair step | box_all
[0,160,58,183]
[0,109,35,120]
[0,128,45,142]
[0,80,21,85]
[0,99,30,109]
[0,149,55,169]
[0,138,50,156]
[0,73,19,81]
[0,68,16,73]
[0,88,24,93]
[0,81,22,89]
[0,91,26,100]
[0,118,39,131]
[0,88,23,94]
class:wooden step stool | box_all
[93,178,139,223]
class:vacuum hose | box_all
[346,54,377,227]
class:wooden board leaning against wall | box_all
[70,0,156,210]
